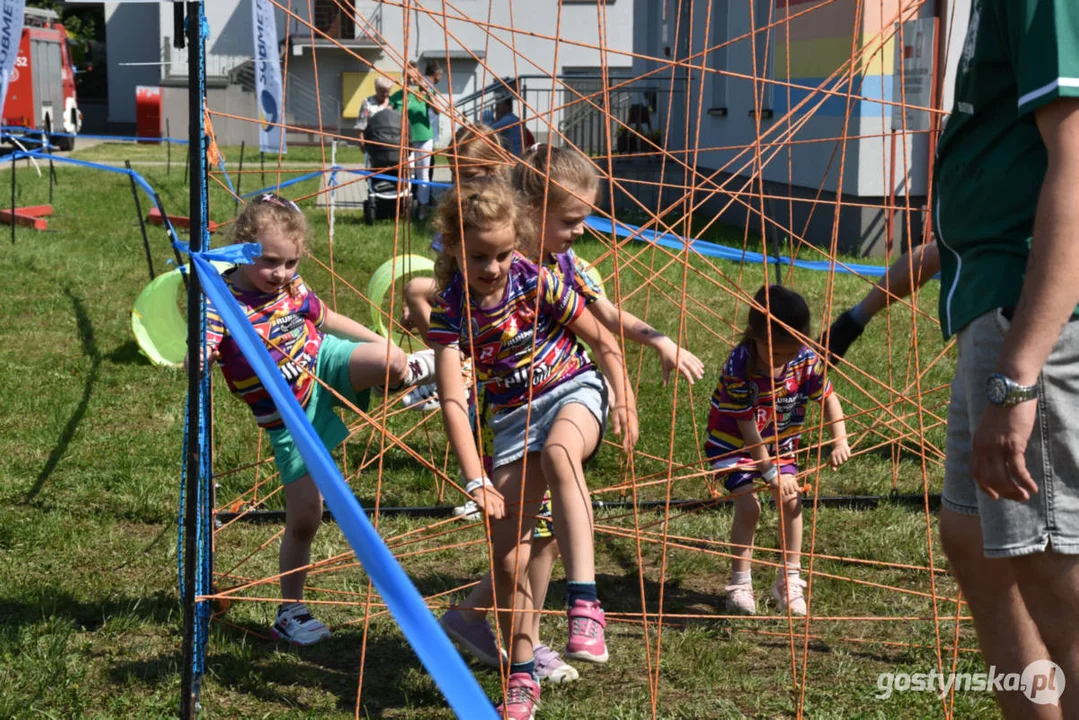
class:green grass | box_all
[0,155,994,718]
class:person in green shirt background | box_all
[932,1,1079,717]
[391,60,439,219]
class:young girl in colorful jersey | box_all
[402,123,509,340]
[192,194,434,645]
[706,284,850,616]
[514,145,705,385]
[440,146,709,681]
[427,178,638,718]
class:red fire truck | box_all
[3,8,81,150]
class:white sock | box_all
[731,570,752,586]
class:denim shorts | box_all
[267,335,370,484]
[489,369,608,469]
[943,309,1079,557]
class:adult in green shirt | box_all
[934,1,1079,716]
[391,62,436,216]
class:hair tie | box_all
[260,193,301,213]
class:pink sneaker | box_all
[564,599,608,663]
[496,672,540,720]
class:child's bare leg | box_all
[348,340,407,390]
[527,536,559,641]
[730,491,762,576]
[772,477,803,570]
[280,474,323,601]
[491,457,546,664]
[540,404,601,584]
[456,573,495,622]
[770,476,807,614]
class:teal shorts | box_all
[267,335,371,484]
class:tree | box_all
[27,0,99,46]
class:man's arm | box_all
[822,242,941,360]
[971,98,1079,501]
[993,98,1079,385]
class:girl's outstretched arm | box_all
[585,297,705,385]
[432,343,505,518]
[568,311,639,453]
[823,393,850,468]
[322,309,387,344]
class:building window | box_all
[314,0,355,39]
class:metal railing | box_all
[229,59,343,139]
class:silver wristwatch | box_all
[986,373,1038,407]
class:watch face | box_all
[987,375,1008,405]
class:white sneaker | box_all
[402,381,440,412]
[270,603,332,646]
[772,574,808,616]
[405,349,436,386]
[724,583,757,615]
[453,500,481,520]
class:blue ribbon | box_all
[187,255,497,719]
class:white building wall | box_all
[158,0,294,81]
[109,1,636,138]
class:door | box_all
[30,39,63,131]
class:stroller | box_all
[361,106,411,225]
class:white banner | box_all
[252,0,285,154]
[0,0,25,122]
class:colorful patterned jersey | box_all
[427,253,590,413]
[205,272,327,429]
[545,249,603,305]
[705,344,832,460]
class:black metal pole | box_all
[180,2,205,717]
[260,151,265,188]
[155,192,189,291]
[183,144,190,186]
[127,160,155,280]
[234,140,245,214]
[167,119,172,176]
[10,154,15,245]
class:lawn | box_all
[0,151,993,719]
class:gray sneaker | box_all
[439,607,506,667]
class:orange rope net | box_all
[200,0,971,717]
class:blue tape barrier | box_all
[241,166,454,201]
[189,254,497,719]
[9,149,159,203]
[585,216,903,279]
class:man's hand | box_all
[970,401,1039,501]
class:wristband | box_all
[761,465,779,483]
[464,477,493,495]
